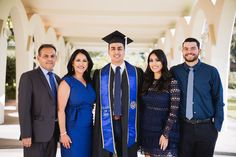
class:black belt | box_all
[182,117,212,124]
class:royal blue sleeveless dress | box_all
[61,76,96,157]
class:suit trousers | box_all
[23,122,58,157]
[179,120,218,157]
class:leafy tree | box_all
[230,34,236,64]
[5,56,16,100]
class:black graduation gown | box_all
[92,64,143,157]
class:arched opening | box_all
[32,36,37,69]
[228,17,236,119]
[4,16,17,124]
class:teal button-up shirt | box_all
[171,60,224,131]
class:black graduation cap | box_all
[102,30,133,46]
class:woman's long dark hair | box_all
[64,49,94,82]
[142,49,172,95]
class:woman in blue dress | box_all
[140,49,180,157]
[58,49,95,157]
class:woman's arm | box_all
[57,80,72,149]
[160,79,180,150]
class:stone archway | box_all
[171,18,189,66]
[0,1,28,124]
[191,9,209,62]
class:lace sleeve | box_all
[163,78,180,138]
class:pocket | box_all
[211,122,218,135]
[33,115,44,121]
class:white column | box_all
[0,33,8,124]
[210,0,236,130]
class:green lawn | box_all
[228,98,236,119]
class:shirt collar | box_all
[183,59,202,71]
[40,66,54,76]
[111,62,125,74]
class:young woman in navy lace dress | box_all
[140,49,180,157]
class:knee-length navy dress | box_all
[140,78,180,157]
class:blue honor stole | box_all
[100,61,138,153]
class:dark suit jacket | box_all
[18,67,60,143]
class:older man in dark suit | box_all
[18,44,60,157]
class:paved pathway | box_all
[0,101,236,157]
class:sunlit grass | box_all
[228,98,236,119]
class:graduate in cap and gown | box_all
[92,30,143,157]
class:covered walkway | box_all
[0,0,236,156]
[0,100,236,156]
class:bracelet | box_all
[60,131,67,136]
